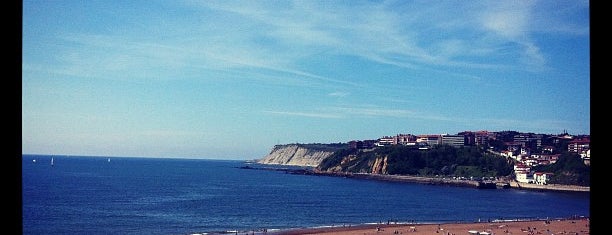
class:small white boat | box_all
[51,157,54,166]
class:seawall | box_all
[509,181,590,192]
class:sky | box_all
[22,0,590,160]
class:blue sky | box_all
[22,0,590,160]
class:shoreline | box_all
[200,217,590,235]
[270,217,590,235]
[243,165,590,193]
[338,172,590,193]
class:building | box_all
[530,154,560,165]
[581,149,590,165]
[513,133,543,150]
[441,134,465,148]
[515,170,533,183]
[416,134,442,146]
[395,134,417,145]
[514,163,529,171]
[541,145,555,154]
[376,136,395,146]
[348,140,376,149]
[474,131,491,146]
[568,138,590,153]
[533,172,553,185]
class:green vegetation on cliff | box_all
[531,152,590,186]
[316,144,590,186]
[317,145,514,178]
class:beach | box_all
[272,218,589,235]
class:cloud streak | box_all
[190,1,587,77]
[264,105,576,135]
[263,110,343,119]
[265,105,451,121]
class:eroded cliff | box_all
[257,143,346,167]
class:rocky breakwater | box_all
[509,181,590,192]
[257,143,347,167]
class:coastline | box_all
[266,167,591,192]
[269,217,590,235]
[243,164,590,193]
[287,169,590,193]
[347,172,589,192]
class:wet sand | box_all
[272,218,589,235]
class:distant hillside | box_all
[531,152,590,186]
[257,143,348,167]
[258,142,590,187]
[317,144,514,178]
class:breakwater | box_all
[509,181,590,192]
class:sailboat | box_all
[107,158,111,163]
[51,157,54,167]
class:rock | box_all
[257,144,341,167]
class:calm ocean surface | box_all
[22,155,590,235]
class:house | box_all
[542,145,555,154]
[533,172,553,185]
[375,136,395,146]
[513,163,530,172]
[581,149,590,165]
[523,157,539,167]
[515,170,533,183]
[568,138,590,153]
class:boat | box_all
[51,157,54,167]
[496,182,511,189]
[108,158,111,163]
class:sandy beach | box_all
[271,218,589,235]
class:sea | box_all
[22,154,590,235]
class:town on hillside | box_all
[346,130,590,186]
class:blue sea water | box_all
[22,155,590,235]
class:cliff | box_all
[321,152,389,174]
[257,143,347,167]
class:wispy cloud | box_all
[334,106,417,118]
[264,105,575,134]
[190,1,587,76]
[481,2,532,39]
[328,91,349,97]
[263,110,343,119]
[34,34,194,81]
[265,105,454,121]
[36,28,360,89]
[479,1,548,69]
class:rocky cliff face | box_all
[257,144,340,167]
[320,154,388,174]
[371,156,388,174]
